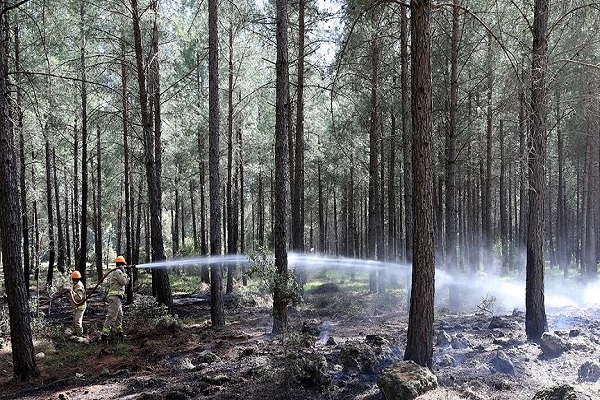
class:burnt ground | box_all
[1,272,600,400]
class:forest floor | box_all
[1,267,600,400]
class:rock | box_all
[540,332,569,357]
[578,361,600,382]
[435,354,456,367]
[288,351,331,388]
[451,335,469,349]
[491,350,514,374]
[436,330,452,347]
[569,329,580,337]
[326,336,336,345]
[196,351,221,364]
[532,384,591,400]
[489,316,511,329]
[58,394,71,400]
[340,341,378,373]
[377,360,438,400]
[35,352,45,360]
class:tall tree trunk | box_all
[94,125,103,281]
[53,149,65,273]
[15,24,31,292]
[131,0,172,307]
[318,163,325,252]
[122,37,133,270]
[500,121,509,274]
[526,0,549,342]
[208,0,224,327]
[64,169,71,267]
[401,4,412,264]
[239,123,247,285]
[291,0,306,252]
[555,91,568,275]
[78,0,89,283]
[483,30,493,273]
[404,0,435,370]
[0,7,39,378]
[226,22,237,294]
[272,0,290,335]
[446,0,459,307]
[368,33,381,293]
[44,124,55,286]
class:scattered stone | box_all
[196,351,221,364]
[436,330,452,347]
[490,350,515,374]
[201,374,230,385]
[58,394,70,400]
[435,354,456,367]
[532,383,591,400]
[326,336,336,345]
[35,352,45,360]
[239,346,258,358]
[301,319,321,336]
[489,316,511,329]
[176,358,195,371]
[540,332,569,357]
[288,351,331,388]
[578,361,600,382]
[451,335,469,349]
[377,360,438,400]
[340,341,378,373]
[569,329,580,337]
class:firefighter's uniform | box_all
[102,258,130,339]
[70,271,86,336]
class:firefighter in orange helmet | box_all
[101,255,130,340]
[69,270,87,337]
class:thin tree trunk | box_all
[208,0,224,327]
[446,0,459,307]
[122,37,133,269]
[368,33,381,293]
[44,125,55,286]
[556,91,568,275]
[78,0,89,283]
[53,149,65,273]
[500,121,509,274]
[15,24,31,292]
[291,0,306,252]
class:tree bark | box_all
[272,0,290,335]
[53,149,65,273]
[208,0,225,327]
[15,24,31,292]
[526,0,549,342]
[131,0,172,308]
[401,4,412,265]
[44,123,56,286]
[78,0,89,282]
[0,7,39,378]
[404,0,435,370]
[291,0,306,252]
[446,0,459,306]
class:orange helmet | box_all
[71,270,82,279]
[115,255,126,264]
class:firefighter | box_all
[69,270,87,337]
[101,255,130,340]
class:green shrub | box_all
[127,295,182,334]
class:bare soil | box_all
[1,277,600,400]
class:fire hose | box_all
[40,265,137,308]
